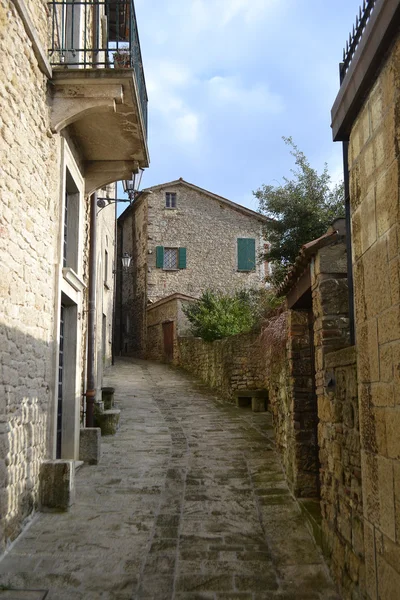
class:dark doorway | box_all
[57,304,65,459]
[163,321,174,363]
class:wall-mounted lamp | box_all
[113,252,132,274]
[122,167,144,203]
[121,252,132,270]
[96,167,145,213]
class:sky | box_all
[120,0,362,214]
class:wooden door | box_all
[163,321,174,362]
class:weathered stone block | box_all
[79,428,101,465]
[378,305,400,345]
[39,460,75,511]
[370,382,394,408]
[101,386,115,410]
[364,520,378,600]
[387,224,398,261]
[376,160,399,237]
[357,319,379,383]
[385,409,400,459]
[362,239,391,319]
[361,188,377,255]
[377,553,400,600]
[95,409,121,436]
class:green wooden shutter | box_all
[237,238,256,271]
[178,247,187,269]
[156,246,164,268]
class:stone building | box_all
[330,1,400,598]
[0,0,148,550]
[116,178,268,357]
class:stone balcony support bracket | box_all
[50,82,124,133]
[85,160,137,195]
[49,70,149,190]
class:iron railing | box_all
[48,0,148,134]
[340,0,377,82]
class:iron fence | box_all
[340,0,377,82]
[48,0,147,133]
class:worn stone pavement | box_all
[0,359,340,600]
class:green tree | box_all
[254,137,345,286]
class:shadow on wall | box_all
[0,325,54,552]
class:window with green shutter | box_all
[156,246,164,268]
[178,247,186,269]
[237,238,256,271]
[156,246,187,270]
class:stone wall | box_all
[266,310,318,498]
[319,347,364,599]
[95,185,116,397]
[118,196,148,356]
[309,238,362,598]
[147,183,266,302]
[348,34,400,600]
[178,333,265,403]
[0,0,60,549]
[147,295,194,362]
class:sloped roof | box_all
[142,178,269,222]
[147,292,197,311]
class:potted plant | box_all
[113,50,131,68]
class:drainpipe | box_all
[92,0,100,68]
[86,192,97,427]
[119,224,124,355]
[340,63,355,345]
[112,187,117,365]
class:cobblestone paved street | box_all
[0,359,340,599]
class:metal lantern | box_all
[121,252,132,270]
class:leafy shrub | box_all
[183,289,283,342]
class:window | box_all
[63,169,80,273]
[237,238,256,271]
[164,248,178,269]
[156,246,187,270]
[165,192,177,209]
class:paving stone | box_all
[0,593,48,600]
[0,359,341,599]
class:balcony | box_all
[48,0,149,193]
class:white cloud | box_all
[207,75,284,114]
[175,113,200,144]
[190,0,280,28]
[145,59,202,145]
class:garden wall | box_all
[177,332,265,403]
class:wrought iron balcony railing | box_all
[48,0,148,134]
[340,0,377,82]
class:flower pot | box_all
[113,52,131,68]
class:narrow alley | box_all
[0,360,340,600]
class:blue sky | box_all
[125,0,361,213]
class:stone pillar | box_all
[39,460,75,511]
[79,428,101,465]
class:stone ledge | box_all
[325,345,356,368]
